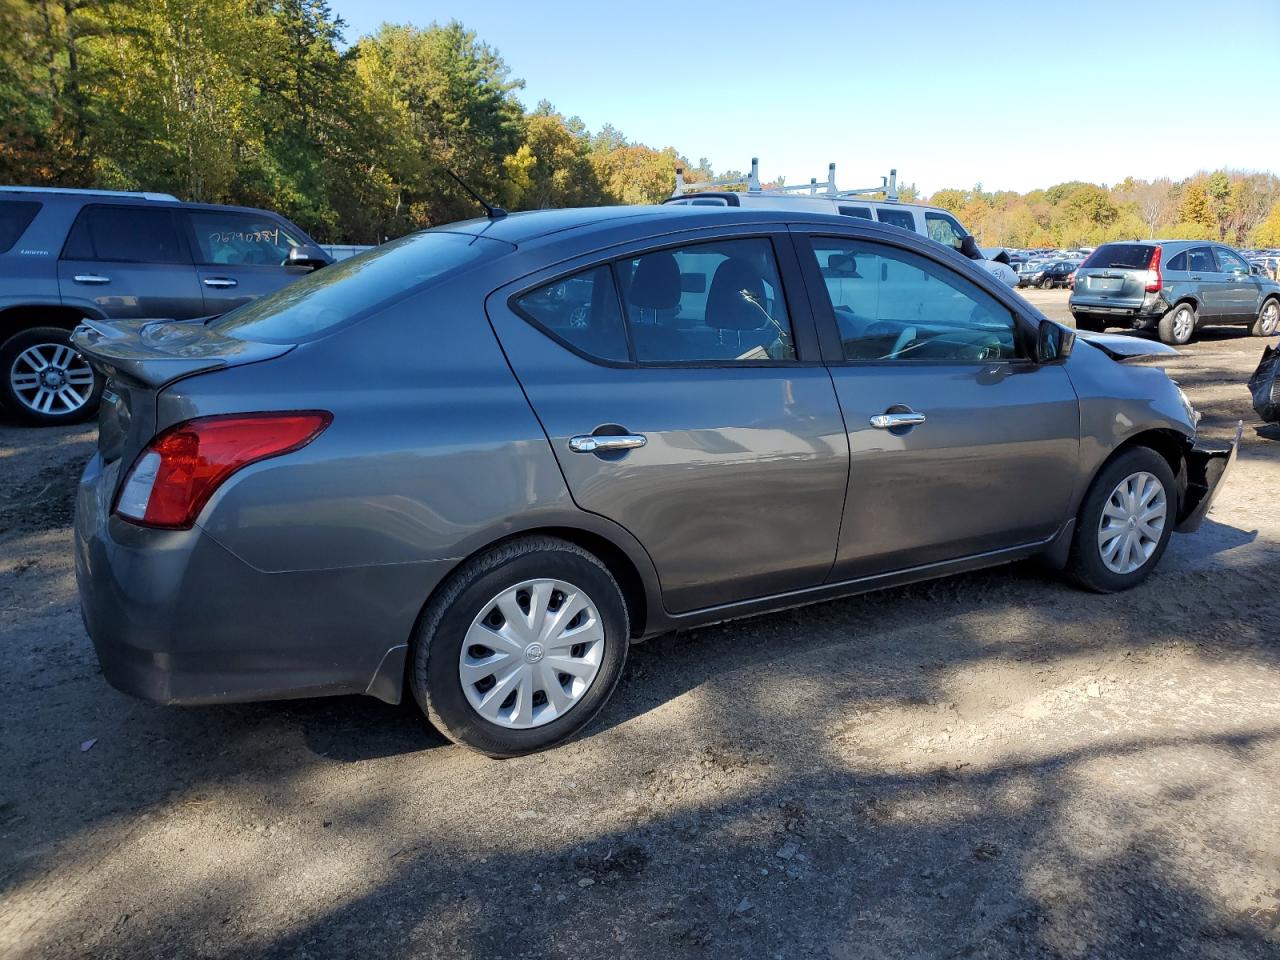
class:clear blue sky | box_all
[327,0,1280,196]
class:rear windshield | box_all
[1081,243,1154,270]
[0,200,41,253]
[209,231,511,343]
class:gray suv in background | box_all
[1070,239,1280,345]
[0,187,331,425]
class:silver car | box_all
[73,206,1237,756]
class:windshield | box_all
[209,231,512,343]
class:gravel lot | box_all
[2,290,1279,959]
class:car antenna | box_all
[446,170,507,219]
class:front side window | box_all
[1215,247,1250,274]
[513,265,629,362]
[875,208,916,232]
[0,201,41,253]
[616,238,796,363]
[188,210,304,266]
[924,212,967,251]
[807,237,1018,362]
[1187,247,1216,273]
[62,206,188,263]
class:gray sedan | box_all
[72,206,1236,756]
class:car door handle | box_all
[203,277,238,288]
[73,274,110,284]
[1190,276,1202,281]
[869,411,927,429]
[568,434,647,453]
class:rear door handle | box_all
[73,274,110,284]
[568,434,647,453]
[869,411,927,429]
[203,277,238,288]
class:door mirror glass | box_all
[1037,319,1074,363]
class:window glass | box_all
[210,231,507,343]
[1187,247,1216,273]
[1166,251,1188,271]
[838,205,873,220]
[61,206,187,263]
[615,238,795,363]
[807,237,1018,362]
[514,265,629,362]
[875,208,916,231]
[924,212,967,251]
[1081,243,1154,270]
[188,211,303,265]
[1215,247,1249,273]
[0,201,40,253]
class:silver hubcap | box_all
[9,342,96,416]
[459,578,605,729]
[1172,308,1193,341]
[1261,302,1279,335]
[1097,471,1167,575]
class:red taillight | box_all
[1145,245,1163,292]
[114,412,332,529]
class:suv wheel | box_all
[1158,303,1196,346]
[410,536,629,757]
[0,327,102,426]
[1252,298,1279,338]
[1064,447,1177,593]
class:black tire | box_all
[1064,447,1178,593]
[1158,303,1196,346]
[1074,315,1107,333]
[0,326,102,426]
[410,536,629,757]
[1040,276,1053,289]
[1251,297,1279,337]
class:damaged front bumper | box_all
[1176,421,1243,533]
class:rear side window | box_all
[513,265,629,363]
[1166,251,1188,271]
[62,206,188,263]
[0,201,41,253]
[876,208,916,232]
[1187,247,1215,273]
[839,205,873,219]
[210,231,509,343]
[187,210,304,266]
[1080,243,1154,270]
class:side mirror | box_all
[1037,318,1075,363]
[959,235,983,261]
[285,245,329,271]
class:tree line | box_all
[4,2,1280,248]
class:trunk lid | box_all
[72,317,293,469]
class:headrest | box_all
[706,257,769,331]
[628,252,681,310]
[827,253,860,277]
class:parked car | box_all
[73,205,1236,757]
[0,186,331,425]
[1019,260,1076,289]
[663,192,1020,286]
[1070,240,1280,344]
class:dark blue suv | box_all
[0,187,330,424]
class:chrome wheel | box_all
[459,578,605,729]
[1172,307,1194,342]
[1260,300,1279,336]
[1097,471,1167,575]
[9,341,96,416]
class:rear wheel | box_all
[1252,298,1279,337]
[1158,303,1196,346]
[1064,447,1177,593]
[0,327,102,426]
[410,537,629,757]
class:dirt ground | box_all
[2,290,1279,959]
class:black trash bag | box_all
[1249,344,1280,422]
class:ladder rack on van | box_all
[671,158,901,202]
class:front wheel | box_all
[0,326,102,426]
[1064,447,1178,593]
[1252,298,1279,337]
[410,537,629,757]
[1158,303,1196,346]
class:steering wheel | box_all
[888,325,917,359]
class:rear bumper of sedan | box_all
[1175,423,1242,534]
[74,454,442,706]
